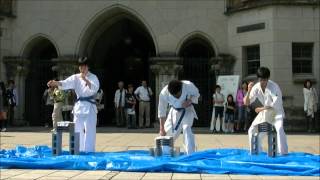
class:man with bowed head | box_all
[158,80,200,155]
[47,57,100,152]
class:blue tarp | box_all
[0,145,319,176]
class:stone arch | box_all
[22,34,58,126]
[73,4,158,126]
[178,32,217,127]
[76,4,158,56]
[176,31,218,57]
[20,34,60,58]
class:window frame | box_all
[292,42,313,75]
[243,44,260,76]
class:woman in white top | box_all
[211,85,225,133]
[303,80,318,132]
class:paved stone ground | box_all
[0,127,319,180]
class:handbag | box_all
[0,111,7,120]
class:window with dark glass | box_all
[292,43,313,74]
[244,45,260,75]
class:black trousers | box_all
[306,114,315,131]
[44,105,53,126]
[0,118,8,129]
[8,105,15,126]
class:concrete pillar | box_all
[210,54,236,76]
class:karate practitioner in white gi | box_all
[244,67,288,155]
[47,57,100,152]
[158,80,200,155]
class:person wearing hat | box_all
[47,57,100,152]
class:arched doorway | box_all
[179,36,215,127]
[24,37,58,126]
[80,10,156,126]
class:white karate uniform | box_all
[158,80,200,155]
[248,80,288,155]
[58,72,99,152]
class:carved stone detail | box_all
[52,56,78,79]
[210,53,236,76]
[3,56,30,79]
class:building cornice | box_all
[225,0,319,15]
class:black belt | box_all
[76,95,96,104]
[172,107,186,131]
[140,100,150,102]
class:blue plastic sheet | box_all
[0,145,319,176]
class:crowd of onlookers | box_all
[113,80,153,129]
[211,79,318,134]
[40,79,153,131]
[211,81,252,134]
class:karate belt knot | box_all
[76,95,96,104]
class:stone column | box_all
[150,56,182,127]
[3,56,30,125]
[52,56,78,79]
[210,54,236,76]
[210,56,222,77]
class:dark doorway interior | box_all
[179,38,215,127]
[89,18,156,126]
[25,39,57,126]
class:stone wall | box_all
[1,0,228,56]
[0,0,319,130]
[227,5,320,131]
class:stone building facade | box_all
[0,0,319,130]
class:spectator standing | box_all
[303,80,318,132]
[236,81,248,132]
[225,94,236,133]
[50,87,65,132]
[134,80,153,128]
[43,86,54,127]
[125,84,137,129]
[6,80,18,126]
[95,89,104,126]
[0,81,8,132]
[114,81,126,127]
[211,85,225,133]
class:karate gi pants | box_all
[248,117,288,155]
[164,108,196,155]
[74,111,97,152]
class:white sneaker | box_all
[1,128,7,132]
